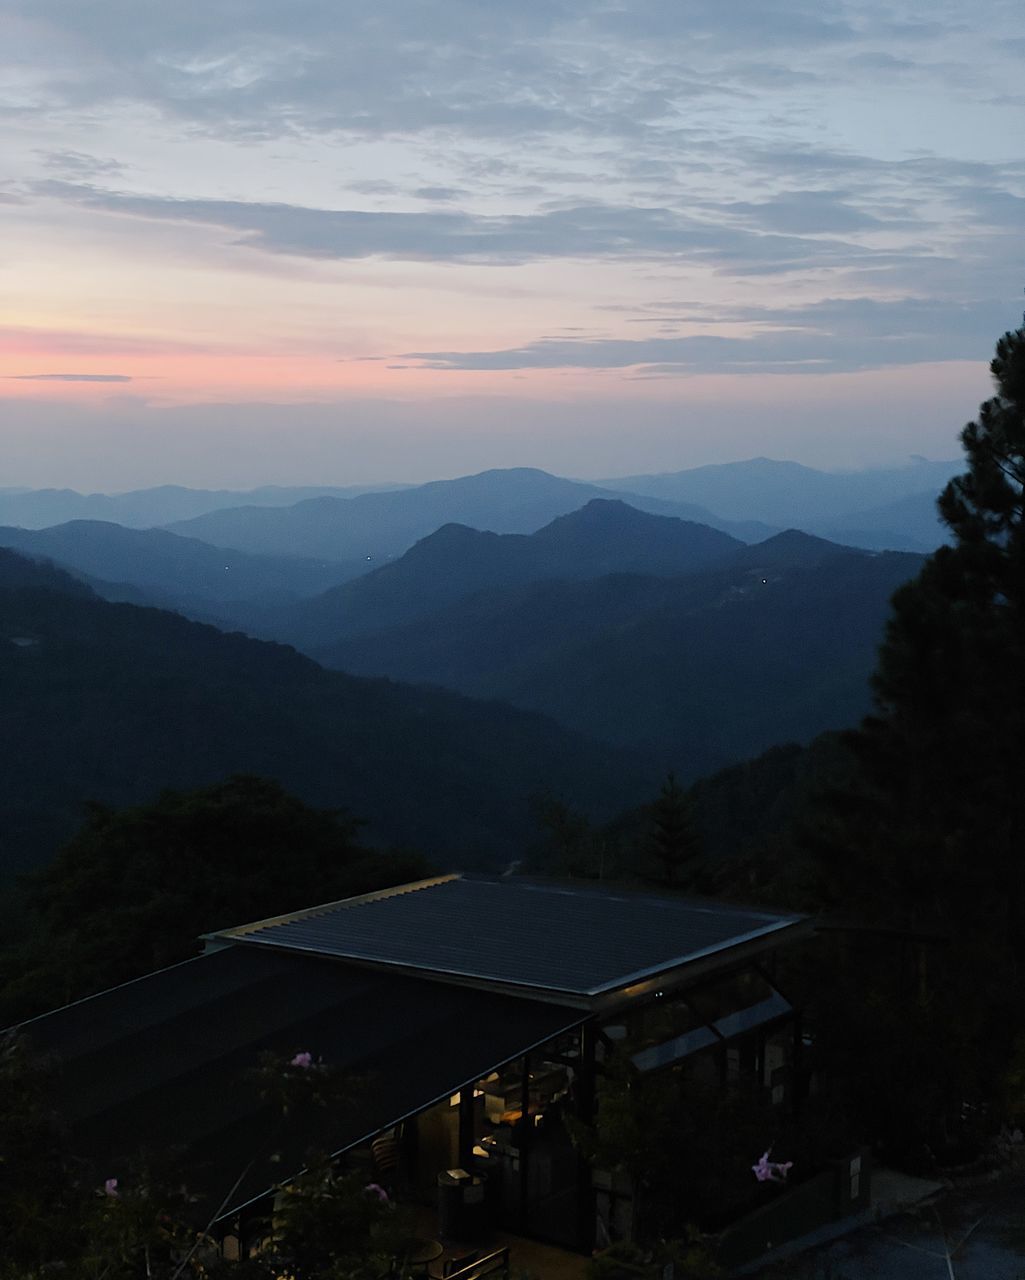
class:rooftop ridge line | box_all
[208,873,461,941]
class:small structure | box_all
[18,875,811,1255]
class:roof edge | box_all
[204,874,461,945]
[586,915,808,995]
[218,1006,589,1221]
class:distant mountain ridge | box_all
[603,456,959,548]
[165,467,772,562]
[4,456,955,569]
[260,499,745,648]
[812,489,948,551]
[0,482,410,530]
[0,521,361,619]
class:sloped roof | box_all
[20,943,584,1220]
[214,875,807,998]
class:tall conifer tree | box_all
[804,313,1025,1154]
[644,773,701,888]
[852,317,1025,944]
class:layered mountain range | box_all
[303,506,921,776]
[604,455,958,550]
[2,458,957,554]
[258,499,744,649]
[0,458,944,877]
[163,467,771,561]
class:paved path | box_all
[753,1175,1025,1280]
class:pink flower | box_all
[104,1177,119,1198]
[752,1150,793,1183]
[290,1051,313,1069]
[365,1182,389,1202]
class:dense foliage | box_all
[0,1039,414,1280]
[549,317,1025,1175]
[793,319,1025,1163]
[0,776,427,1025]
[526,742,848,893]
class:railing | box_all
[443,1245,510,1280]
[717,1148,872,1269]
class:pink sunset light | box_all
[1,1,1020,488]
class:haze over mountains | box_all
[164,467,773,562]
[311,513,922,776]
[0,455,949,878]
[0,521,361,622]
[1,458,955,564]
[0,483,409,531]
[605,456,958,550]
[262,500,744,649]
[0,458,952,609]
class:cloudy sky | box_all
[2,0,1023,489]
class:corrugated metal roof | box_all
[22,944,585,1221]
[216,875,805,997]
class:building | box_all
[18,874,811,1256]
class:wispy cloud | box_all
[7,372,134,382]
[3,0,1022,484]
[395,297,1013,376]
[4,0,1015,156]
[37,180,931,275]
[38,149,125,178]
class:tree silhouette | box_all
[0,776,427,1024]
[803,313,1025,1158]
[643,773,701,888]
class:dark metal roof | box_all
[21,944,584,1220]
[215,875,806,997]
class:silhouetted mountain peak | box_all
[759,528,848,551]
[414,467,572,499]
[532,499,742,560]
[536,497,648,531]
[730,528,856,571]
[394,521,510,564]
[417,520,493,542]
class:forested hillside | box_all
[0,551,650,876]
[319,538,922,774]
[0,520,359,620]
[261,499,744,648]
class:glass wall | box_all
[473,1032,583,1247]
[361,1031,587,1248]
[601,966,792,1087]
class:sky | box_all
[2,0,1024,490]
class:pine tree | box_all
[802,314,1025,1156]
[644,773,701,888]
[862,318,1025,946]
